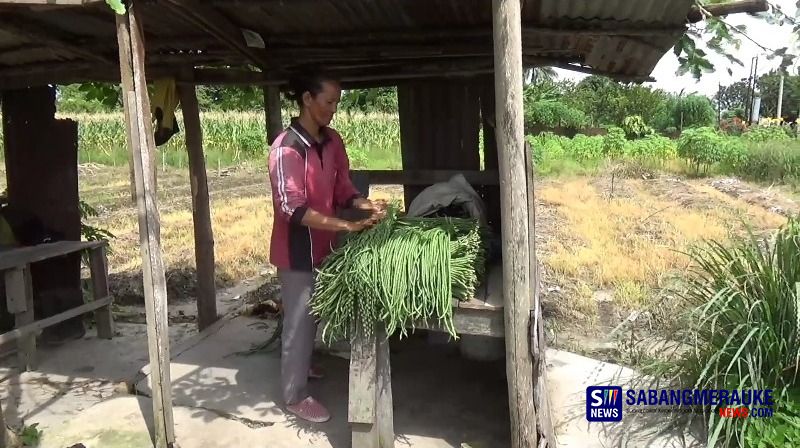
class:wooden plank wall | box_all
[398,77,482,210]
[1,86,85,341]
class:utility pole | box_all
[777,73,785,120]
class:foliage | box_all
[753,71,800,120]
[730,141,800,187]
[602,127,626,158]
[566,134,604,161]
[57,111,402,170]
[672,95,716,130]
[743,125,791,143]
[744,392,800,448]
[649,218,800,448]
[715,79,750,114]
[525,101,587,129]
[79,200,115,244]
[676,127,728,173]
[719,116,747,136]
[346,148,369,169]
[621,115,654,139]
[20,422,43,446]
[340,88,398,114]
[623,134,677,161]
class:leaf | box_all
[105,0,126,14]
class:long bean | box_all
[310,205,488,344]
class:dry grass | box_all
[97,195,272,284]
[538,176,787,314]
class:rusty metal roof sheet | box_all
[0,0,697,87]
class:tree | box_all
[715,79,750,113]
[674,1,794,81]
[755,70,800,119]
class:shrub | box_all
[651,218,800,448]
[672,95,716,129]
[743,125,792,143]
[734,142,800,185]
[602,127,626,158]
[565,134,604,161]
[624,134,677,161]
[525,101,588,129]
[622,115,654,139]
[528,132,569,164]
[677,127,727,174]
[719,116,748,136]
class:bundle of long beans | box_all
[311,206,487,344]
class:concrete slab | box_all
[0,321,195,432]
[136,316,511,447]
[39,396,281,448]
[546,350,704,448]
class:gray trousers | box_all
[278,269,317,405]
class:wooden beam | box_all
[178,82,218,331]
[0,296,112,344]
[546,61,655,83]
[263,86,282,145]
[116,5,175,447]
[0,0,101,4]
[688,0,768,23]
[493,0,537,447]
[351,169,499,186]
[0,15,114,64]
[159,0,268,69]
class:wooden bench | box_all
[346,170,512,447]
[0,240,114,371]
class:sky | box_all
[554,0,799,96]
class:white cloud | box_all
[554,0,798,96]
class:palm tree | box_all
[524,66,557,85]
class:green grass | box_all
[638,218,800,447]
[16,111,404,170]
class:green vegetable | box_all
[311,206,487,344]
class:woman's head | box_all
[287,67,341,128]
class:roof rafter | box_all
[0,14,114,64]
[159,0,269,69]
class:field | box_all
[1,111,798,364]
[66,162,798,363]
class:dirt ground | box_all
[1,163,794,368]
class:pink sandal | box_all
[286,396,331,423]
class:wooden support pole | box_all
[116,5,176,447]
[178,83,218,331]
[492,0,538,447]
[90,246,115,339]
[264,86,283,145]
[5,266,35,371]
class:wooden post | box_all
[264,86,282,145]
[116,5,176,447]
[178,83,218,331]
[5,266,35,371]
[90,246,115,339]
[348,325,394,448]
[492,1,538,447]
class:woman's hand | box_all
[353,197,387,213]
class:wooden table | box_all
[0,240,114,371]
[348,264,506,448]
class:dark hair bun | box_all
[285,65,339,106]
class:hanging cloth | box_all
[151,78,181,146]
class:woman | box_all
[268,67,384,423]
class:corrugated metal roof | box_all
[0,0,696,86]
